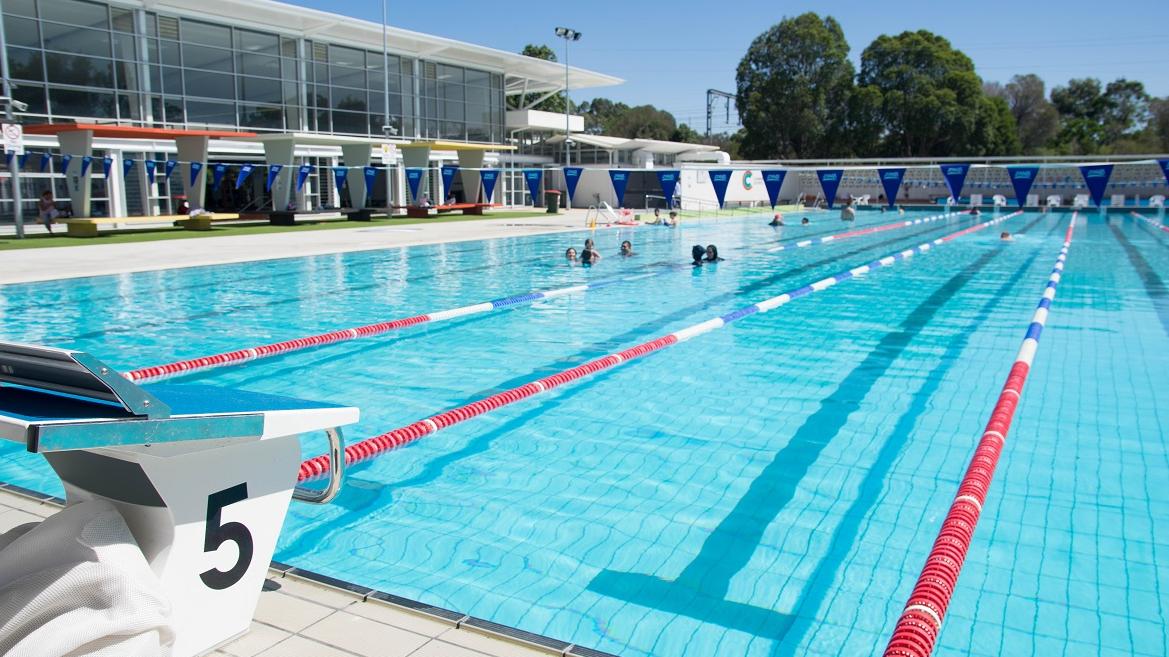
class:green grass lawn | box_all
[0,210,558,251]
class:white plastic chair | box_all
[1046,195,1061,207]
[992,194,1007,207]
[1150,195,1165,208]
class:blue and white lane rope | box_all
[299,210,1025,480]
[128,211,977,383]
[766,210,962,252]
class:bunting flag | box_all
[480,169,499,202]
[656,170,681,208]
[236,163,254,190]
[939,163,971,202]
[18,153,28,169]
[296,164,313,192]
[189,161,204,187]
[563,167,584,203]
[145,160,156,185]
[332,166,348,190]
[762,170,786,208]
[266,164,283,192]
[102,156,113,177]
[39,152,50,172]
[164,159,178,180]
[80,156,93,177]
[405,168,424,202]
[440,164,459,199]
[523,169,543,204]
[60,154,72,173]
[212,163,227,189]
[877,168,905,208]
[1158,159,1169,186]
[1079,164,1114,207]
[609,170,630,207]
[816,169,843,209]
[363,166,378,198]
[122,158,134,179]
[1007,166,1039,207]
[4,152,11,168]
[707,169,732,208]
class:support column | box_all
[340,144,372,209]
[456,149,484,203]
[174,136,209,210]
[58,130,94,218]
[260,137,295,211]
[400,145,430,203]
[107,150,126,218]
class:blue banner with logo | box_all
[762,169,786,208]
[1079,164,1113,207]
[212,163,227,189]
[145,160,156,185]
[102,156,113,177]
[122,158,134,179]
[60,154,72,173]
[440,164,459,199]
[707,169,732,208]
[609,170,630,206]
[236,163,254,190]
[165,159,177,180]
[524,169,543,203]
[266,164,283,192]
[332,166,348,191]
[1008,166,1039,207]
[80,155,93,177]
[878,168,905,208]
[19,153,29,170]
[816,169,843,209]
[39,152,50,172]
[563,166,584,203]
[1158,159,1169,186]
[405,168,424,202]
[656,170,681,208]
[363,166,378,199]
[189,161,203,187]
[296,164,313,192]
[939,163,970,201]
[480,169,499,202]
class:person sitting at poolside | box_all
[663,210,678,227]
[691,245,706,266]
[801,217,810,225]
[651,208,662,224]
[704,244,724,262]
[769,213,784,227]
[565,247,578,262]
[582,238,601,263]
[620,240,635,257]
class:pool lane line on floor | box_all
[296,211,1023,482]
[1130,211,1169,235]
[124,211,967,384]
[881,213,1078,657]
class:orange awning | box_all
[22,123,256,140]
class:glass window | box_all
[160,40,180,66]
[281,37,297,58]
[113,32,137,60]
[150,95,162,121]
[42,0,108,29]
[4,16,39,48]
[239,104,283,129]
[310,85,328,107]
[182,44,232,72]
[50,86,116,118]
[466,84,489,106]
[282,80,299,105]
[2,0,36,18]
[185,99,235,125]
[332,88,366,112]
[238,52,279,78]
[236,29,278,54]
[7,47,43,81]
[465,69,489,87]
[12,83,46,114]
[118,92,142,120]
[181,20,231,48]
[328,45,363,68]
[148,64,161,92]
[440,99,463,122]
[111,6,135,33]
[42,23,111,58]
[439,121,464,140]
[184,69,234,100]
[436,64,463,83]
[163,96,183,122]
[330,66,364,89]
[239,76,281,104]
[331,110,367,135]
[115,61,142,91]
[44,52,114,88]
[281,57,299,82]
[465,103,491,127]
[161,66,182,94]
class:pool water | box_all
[2,210,1167,657]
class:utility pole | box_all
[705,89,736,138]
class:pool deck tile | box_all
[300,611,430,657]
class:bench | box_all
[406,203,495,218]
[65,213,240,237]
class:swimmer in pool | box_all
[1000,231,1012,241]
[620,240,635,256]
[565,247,578,262]
[581,238,601,263]
[704,244,723,262]
[691,244,706,266]
[801,217,810,225]
[769,213,784,227]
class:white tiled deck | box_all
[0,488,585,657]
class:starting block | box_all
[0,341,358,656]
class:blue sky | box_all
[286,0,1169,134]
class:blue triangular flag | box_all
[333,167,349,190]
[80,155,93,176]
[563,167,584,203]
[1079,164,1114,207]
[190,161,204,187]
[707,169,732,208]
[102,156,113,176]
[816,169,843,209]
[236,163,255,190]
[877,168,905,208]
[656,170,681,208]
[122,158,134,178]
[145,160,156,185]
[363,166,378,199]
[939,164,971,202]
[296,164,313,192]
[1007,167,1038,207]
[523,169,543,204]
[609,170,629,207]
[212,163,227,189]
[39,152,51,172]
[480,170,499,203]
[440,164,459,199]
[164,159,177,180]
[762,170,787,208]
[405,168,424,202]
[266,164,283,192]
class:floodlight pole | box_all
[554,27,581,169]
[0,2,24,239]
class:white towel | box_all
[0,499,174,657]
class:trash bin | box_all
[544,189,561,214]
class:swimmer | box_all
[620,240,635,256]
[1000,231,1012,241]
[652,208,662,224]
[565,247,578,262]
[880,206,887,213]
[769,213,784,227]
[704,244,724,262]
[801,217,810,225]
[666,210,678,227]
[691,244,706,266]
[582,238,601,263]
[898,206,906,216]
[971,208,981,216]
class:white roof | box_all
[545,134,719,154]
[136,0,623,96]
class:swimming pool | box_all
[2,209,1167,657]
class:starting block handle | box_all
[292,427,345,504]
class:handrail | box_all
[292,427,345,504]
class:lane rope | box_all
[881,212,1078,657]
[297,211,1024,482]
[766,211,964,252]
[125,211,966,384]
[1130,210,1169,235]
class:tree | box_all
[1152,98,1169,152]
[858,30,987,156]
[996,74,1059,153]
[607,105,677,140]
[735,13,854,159]
[576,97,629,134]
[671,123,702,144]
[509,44,565,113]
[969,95,1021,155]
[1101,78,1150,143]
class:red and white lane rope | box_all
[881,213,1078,657]
[1130,210,1169,235]
[297,211,1023,482]
[124,211,966,384]
[767,211,963,252]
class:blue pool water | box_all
[2,210,1168,657]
